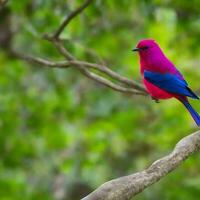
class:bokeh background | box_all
[0,0,200,199]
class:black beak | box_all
[132,47,140,52]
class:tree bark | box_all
[82,130,200,200]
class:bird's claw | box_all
[151,96,160,103]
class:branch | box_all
[76,67,145,95]
[52,40,147,95]
[43,3,147,96]
[82,130,200,200]
[69,60,146,92]
[11,51,70,68]
[53,0,93,38]
[12,51,146,96]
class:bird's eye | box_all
[141,46,149,50]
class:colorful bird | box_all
[132,39,200,126]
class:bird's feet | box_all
[151,96,160,103]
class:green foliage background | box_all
[0,0,200,199]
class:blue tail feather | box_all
[181,100,200,126]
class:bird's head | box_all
[132,39,163,58]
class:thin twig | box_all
[77,67,145,95]
[69,60,146,92]
[45,36,147,93]
[53,0,93,38]
[13,51,145,96]
[11,51,69,68]
[52,39,75,60]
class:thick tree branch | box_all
[82,130,200,200]
[53,0,93,38]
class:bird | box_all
[132,39,200,126]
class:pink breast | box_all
[143,79,173,99]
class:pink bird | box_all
[132,39,200,126]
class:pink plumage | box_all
[136,39,183,99]
[132,39,200,126]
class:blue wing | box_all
[144,70,199,99]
